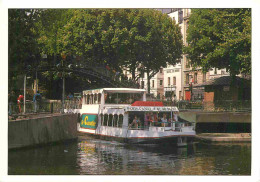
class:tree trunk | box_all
[230,74,237,101]
[130,61,136,80]
[146,69,150,94]
[131,67,135,80]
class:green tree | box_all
[8,9,41,91]
[184,9,251,77]
[36,9,72,65]
[36,9,74,98]
[133,9,182,93]
[59,9,130,70]
[59,9,182,93]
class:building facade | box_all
[124,8,234,101]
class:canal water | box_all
[8,136,251,175]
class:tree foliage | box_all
[8,9,41,90]
[59,9,182,93]
[184,9,251,76]
[9,9,183,96]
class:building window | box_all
[141,81,144,89]
[178,10,183,24]
[152,80,154,88]
[160,80,163,86]
[185,74,189,85]
[173,77,176,85]
[194,73,197,84]
[186,60,190,68]
[203,73,206,82]
[168,77,170,86]
[214,68,217,75]
[160,68,163,73]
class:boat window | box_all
[90,95,93,104]
[113,115,119,127]
[98,93,101,104]
[103,114,108,126]
[87,95,90,104]
[105,93,143,104]
[84,94,87,104]
[100,114,104,125]
[108,114,113,126]
[94,94,97,104]
[118,114,123,127]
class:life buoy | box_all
[17,95,24,104]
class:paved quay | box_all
[8,113,78,149]
[196,133,251,143]
[8,113,65,121]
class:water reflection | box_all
[77,139,192,175]
[8,137,251,175]
[76,138,250,175]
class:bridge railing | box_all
[147,99,251,112]
[89,64,139,88]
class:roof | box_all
[103,88,146,93]
[193,76,251,88]
[131,101,164,106]
[83,88,146,95]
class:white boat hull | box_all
[78,125,195,145]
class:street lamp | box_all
[61,54,67,114]
[23,65,31,114]
[189,75,193,101]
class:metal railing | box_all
[177,100,251,112]
[8,100,62,116]
[148,99,251,112]
[128,121,195,131]
[64,99,82,109]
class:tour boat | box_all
[77,88,195,146]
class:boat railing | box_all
[128,121,195,132]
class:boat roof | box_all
[131,101,164,106]
[83,88,146,95]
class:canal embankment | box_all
[179,111,251,143]
[8,113,78,149]
[195,133,251,143]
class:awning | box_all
[131,101,164,106]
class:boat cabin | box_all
[80,88,190,132]
[78,88,195,144]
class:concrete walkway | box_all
[196,133,251,142]
[8,113,65,121]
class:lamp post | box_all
[23,74,26,114]
[61,54,66,114]
[24,65,31,114]
[189,75,193,101]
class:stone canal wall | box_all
[8,114,78,149]
[179,111,251,133]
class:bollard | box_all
[50,102,53,113]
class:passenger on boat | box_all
[161,113,168,127]
[155,116,162,126]
[144,113,152,129]
[173,111,178,122]
[129,115,139,129]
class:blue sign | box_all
[81,114,97,129]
